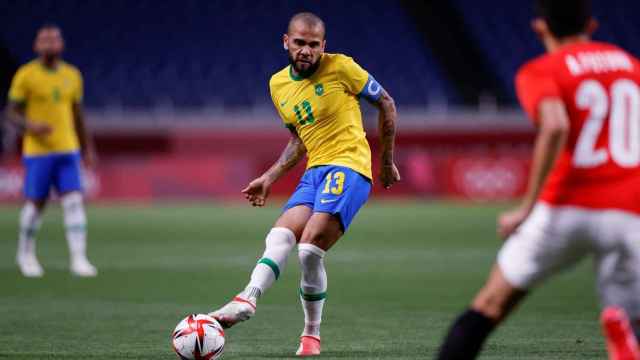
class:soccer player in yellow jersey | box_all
[5,25,97,278]
[212,13,400,356]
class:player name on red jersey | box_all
[565,50,634,76]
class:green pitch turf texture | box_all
[0,202,605,359]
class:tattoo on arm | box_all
[376,89,397,166]
[264,130,307,183]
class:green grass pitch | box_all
[0,201,605,359]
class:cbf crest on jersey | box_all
[315,83,324,96]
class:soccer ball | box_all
[171,314,225,360]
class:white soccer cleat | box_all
[210,296,256,329]
[70,257,98,277]
[17,253,44,278]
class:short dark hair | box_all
[535,0,591,38]
[288,12,326,38]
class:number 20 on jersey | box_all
[574,78,640,168]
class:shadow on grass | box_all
[233,348,431,359]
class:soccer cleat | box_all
[16,253,44,278]
[601,306,640,360]
[70,257,98,277]
[296,335,321,357]
[210,296,256,329]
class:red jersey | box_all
[516,41,640,214]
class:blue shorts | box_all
[23,152,83,200]
[284,165,371,232]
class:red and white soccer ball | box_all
[171,314,225,360]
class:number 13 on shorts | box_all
[322,171,345,195]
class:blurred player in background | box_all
[211,12,400,356]
[5,25,97,278]
[436,1,640,359]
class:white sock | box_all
[61,192,88,261]
[298,243,327,338]
[243,227,296,299]
[17,202,42,258]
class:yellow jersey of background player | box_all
[6,24,98,278]
[210,12,400,357]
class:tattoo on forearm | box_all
[378,92,397,166]
[266,137,306,182]
[279,138,306,169]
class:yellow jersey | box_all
[8,60,83,156]
[269,53,380,179]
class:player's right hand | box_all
[380,163,401,189]
[26,122,52,136]
[241,176,272,207]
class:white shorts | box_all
[498,203,640,317]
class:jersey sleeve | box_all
[269,79,293,130]
[337,56,384,102]
[515,63,562,123]
[8,67,29,104]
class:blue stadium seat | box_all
[450,0,640,101]
[1,0,456,111]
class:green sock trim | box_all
[299,288,327,302]
[257,258,280,280]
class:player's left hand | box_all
[380,163,401,189]
[497,206,531,240]
[241,176,272,207]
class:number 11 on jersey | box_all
[294,100,315,126]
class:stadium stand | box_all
[450,0,640,101]
[0,0,455,109]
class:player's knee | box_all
[298,243,325,265]
[61,192,86,224]
[298,243,326,292]
[266,227,297,252]
[61,192,83,208]
[274,214,308,241]
[300,226,333,249]
[29,199,47,212]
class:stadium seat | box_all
[1,0,456,111]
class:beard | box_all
[40,51,62,62]
[288,52,321,78]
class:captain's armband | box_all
[358,75,384,103]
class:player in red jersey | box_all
[436,1,640,359]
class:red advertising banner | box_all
[0,126,535,202]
